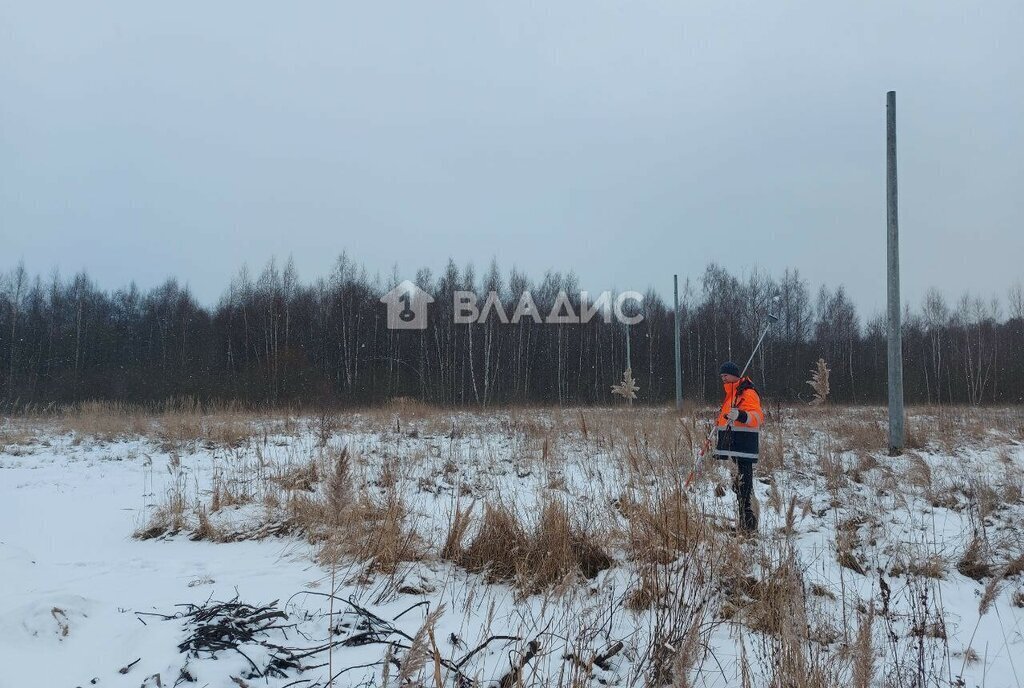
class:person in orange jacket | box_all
[713,361,764,532]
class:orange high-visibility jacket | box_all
[714,377,763,461]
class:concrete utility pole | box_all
[674,274,682,410]
[886,90,905,455]
[625,322,631,371]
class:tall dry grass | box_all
[105,402,1024,687]
[46,398,265,449]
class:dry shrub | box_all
[766,477,783,515]
[619,487,706,564]
[905,452,932,489]
[522,500,612,589]
[203,417,253,448]
[783,495,799,534]
[632,546,723,686]
[1005,553,1024,578]
[320,488,420,573]
[856,452,879,473]
[759,429,786,472]
[809,582,836,600]
[367,396,453,437]
[135,456,188,539]
[957,647,981,665]
[56,398,260,449]
[385,396,437,420]
[191,506,220,541]
[846,452,879,484]
[0,423,37,448]
[1002,466,1023,504]
[735,545,806,636]
[818,443,846,496]
[377,456,399,489]
[747,546,849,687]
[807,358,831,406]
[441,500,473,562]
[275,448,348,536]
[214,479,253,510]
[314,409,336,447]
[154,413,203,449]
[268,446,420,573]
[455,502,528,581]
[903,555,947,580]
[930,488,961,511]
[963,478,1004,519]
[902,423,926,450]
[831,415,885,453]
[931,406,1007,450]
[156,412,255,450]
[447,499,611,591]
[287,491,324,536]
[957,536,992,582]
[135,485,187,539]
[270,459,320,492]
[836,518,867,575]
[624,568,663,611]
[61,401,148,441]
[577,409,589,441]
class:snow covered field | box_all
[1,404,1022,688]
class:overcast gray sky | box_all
[2,0,1021,316]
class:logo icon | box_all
[380,281,434,330]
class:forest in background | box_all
[1,255,1021,408]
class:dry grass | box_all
[135,465,188,539]
[523,499,612,589]
[905,452,933,489]
[849,610,877,688]
[319,488,421,574]
[52,399,262,449]
[829,412,885,454]
[92,402,1024,686]
[0,422,37,448]
[893,554,947,580]
[836,532,867,576]
[957,536,993,582]
[450,501,528,582]
[444,499,612,592]
[618,487,707,563]
[269,459,320,492]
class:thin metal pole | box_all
[739,321,772,379]
[624,322,632,406]
[674,275,682,410]
[625,322,631,371]
[887,90,905,454]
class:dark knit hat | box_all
[719,361,740,377]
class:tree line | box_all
[1,256,1021,409]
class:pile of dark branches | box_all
[138,596,310,681]
[138,593,547,687]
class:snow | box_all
[1,408,1022,687]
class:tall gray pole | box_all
[886,91,905,455]
[673,275,682,410]
[625,322,631,371]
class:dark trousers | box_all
[731,458,757,531]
